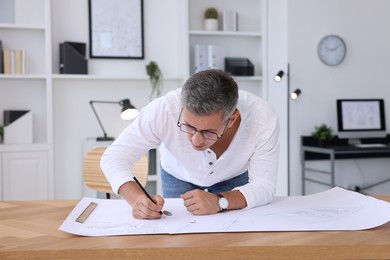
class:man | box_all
[101,69,279,219]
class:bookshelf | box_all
[0,0,269,199]
[0,0,53,200]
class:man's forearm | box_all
[118,181,143,206]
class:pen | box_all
[133,176,163,215]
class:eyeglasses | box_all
[177,108,230,141]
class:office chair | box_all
[83,146,148,199]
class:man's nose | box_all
[191,131,204,144]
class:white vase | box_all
[204,19,218,31]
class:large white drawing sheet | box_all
[59,187,390,236]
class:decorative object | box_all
[222,10,238,32]
[204,7,218,31]
[317,35,346,66]
[3,110,33,144]
[89,99,139,141]
[311,123,335,146]
[0,0,14,23]
[88,0,144,59]
[146,61,163,100]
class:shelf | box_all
[189,30,262,37]
[0,143,50,152]
[0,74,46,80]
[52,74,184,81]
[0,23,45,30]
[233,76,263,81]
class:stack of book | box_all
[0,41,29,75]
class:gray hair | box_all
[181,69,238,121]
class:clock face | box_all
[317,35,346,66]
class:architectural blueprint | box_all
[59,187,390,236]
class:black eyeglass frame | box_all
[176,108,230,141]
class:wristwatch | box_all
[217,193,229,212]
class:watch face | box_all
[218,197,229,210]
[317,35,346,66]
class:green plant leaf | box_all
[311,123,335,140]
[145,61,163,100]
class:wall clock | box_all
[317,35,346,66]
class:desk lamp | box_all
[90,99,139,141]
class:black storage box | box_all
[59,41,88,74]
[225,57,254,76]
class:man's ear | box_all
[227,109,240,127]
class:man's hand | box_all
[180,189,220,215]
[131,193,164,219]
[118,181,164,219]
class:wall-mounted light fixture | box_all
[90,99,139,141]
[274,70,284,82]
[290,89,301,100]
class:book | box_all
[3,49,11,74]
[22,50,29,74]
[14,50,22,74]
[10,50,15,74]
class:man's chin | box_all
[192,144,208,151]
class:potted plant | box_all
[146,61,163,100]
[204,7,218,31]
[311,123,335,146]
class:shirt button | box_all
[207,150,211,154]
[209,162,213,165]
[210,171,213,175]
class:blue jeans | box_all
[161,166,249,198]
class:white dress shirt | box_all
[101,88,279,209]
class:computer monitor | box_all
[336,99,387,145]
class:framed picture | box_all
[88,0,144,59]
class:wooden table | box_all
[1,197,390,259]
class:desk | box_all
[1,199,390,259]
[301,136,390,195]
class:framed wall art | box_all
[88,0,144,59]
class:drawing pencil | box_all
[133,176,163,215]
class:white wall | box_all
[50,0,390,199]
[267,0,288,195]
[51,0,185,199]
[288,0,390,195]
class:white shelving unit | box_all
[186,0,267,97]
[0,0,53,200]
